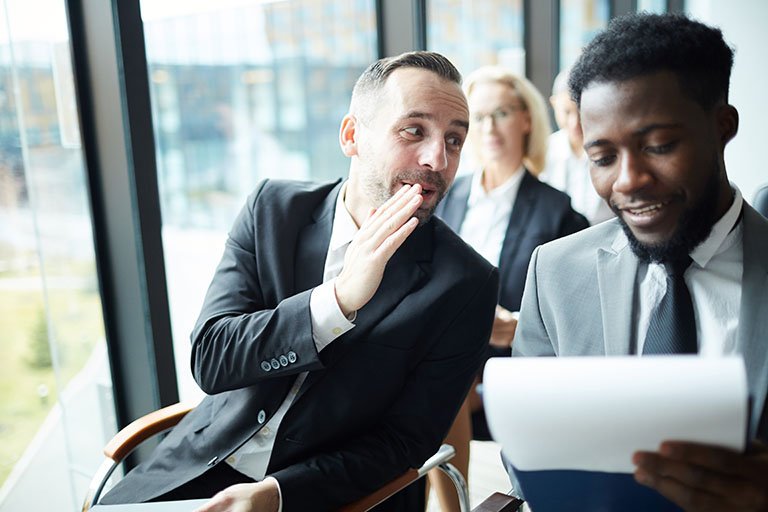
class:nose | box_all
[480,114,496,133]
[418,136,448,171]
[613,150,652,195]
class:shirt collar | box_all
[329,181,359,252]
[467,165,526,207]
[690,185,743,268]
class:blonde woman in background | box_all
[432,66,588,511]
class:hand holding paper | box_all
[483,356,750,511]
[633,440,768,511]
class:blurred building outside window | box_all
[559,0,609,72]
[0,0,115,510]
[139,0,378,400]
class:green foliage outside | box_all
[25,308,52,369]
[0,282,104,488]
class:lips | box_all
[395,170,447,206]
[401,180,437,198]
[624,201,668,216]
[616,199,678,234]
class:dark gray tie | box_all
[643,256,697,355]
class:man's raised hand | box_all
[334,184,422,317]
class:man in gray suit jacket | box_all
[102,52,498,511]
[514,14,768,511]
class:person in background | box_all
[99,51,499,512]
[513,13,768,510]
[431,66,588,512]
[540,67,614,224]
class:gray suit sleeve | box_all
[513,246,557,357]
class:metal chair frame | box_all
[82,401,471,512]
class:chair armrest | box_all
[337,468,421,512]
[83,399,201,511]
[471,492,525,512]
[105,400,200,462]
[338,445,457,512]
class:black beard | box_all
[615,157,723,264]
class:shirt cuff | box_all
[263,476,282,512]
[309,279,355,352]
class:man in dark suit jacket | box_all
[101,52,498,512]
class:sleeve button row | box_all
[261,351,298,372]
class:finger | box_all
[372,216,419,262]
[634,450,754,504]
[364,184,422,234]
[634,464,726,511]
[660,441,755,478]
[364,183,418,228]
[368,191,422,250]
[193,499,220,512]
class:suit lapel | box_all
[499,171,536,283]
[293,182,341,294]
[737,205,768,438]
[596,227,640,354]
[350,224,430,339]
[438,175,471,231]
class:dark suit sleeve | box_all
[558,203,590,238]
[190,183,324,394]
[272,266,499,512]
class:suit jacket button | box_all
[257,410,266,424]
[207,456,218,466]
[279,355,289,367]
[260,361,271,372]
[270,358,280,370]
[287,351,297,363]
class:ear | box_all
[715,104,739,149]
[339,114,359,157]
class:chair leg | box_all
[437,461,470,512]
[428,395,471,512]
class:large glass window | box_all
[0,0,115,510]
[637,0,667,13]
[559,0,609,71]
[427,0,525,78]
[139,0,378,399]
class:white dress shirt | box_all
[540,130,614,225]
[635,187,744,355]
[458,166,525,267]
[226,182,357,509]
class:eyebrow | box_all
[583,122,683,150]
[404,110,469,131]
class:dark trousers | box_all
[136,461,425,511]
[149,463,254,502]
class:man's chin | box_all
[618,215,710,264]
[413,206,436,226]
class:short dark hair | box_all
[350,51,462,118]
[569,13,734,110]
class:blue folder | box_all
[512,467,682,511]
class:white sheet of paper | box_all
[483,356,748,473]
